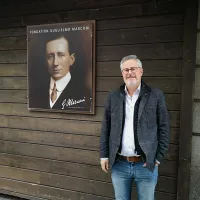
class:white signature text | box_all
[62,98,85,109]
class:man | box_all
[100,55,169,200]
[29,35,90,111]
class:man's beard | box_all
[125,77,138,87]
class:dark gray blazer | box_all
[100,81,170,171]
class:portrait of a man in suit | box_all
[27,22,95,114]
[45,35,81,109]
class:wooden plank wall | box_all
[0,0,184,199]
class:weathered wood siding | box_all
[0,0,184,199]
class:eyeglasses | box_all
[122,67,140,74]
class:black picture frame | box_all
[27,20,96,114]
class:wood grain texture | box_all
[0,127,100,151]
[177,0,198,200]
[0,104,180,127]
[97,25,183,45]
[0,140,178,163]
[0,165,177,194]
[0,153,178,178]
[97,14,184,30]
[0,90,181,111]
[0,28,26,37]
[0,50,26,63]
[0,77,27,89]
[0,0,183,18]
[0,42,182,63]
[97,92,181,110]
[0,59,182,77]
[0,64,26,76]
[0,115,101,135]
[97,60,182,77]
[0,189,48,200]
[0,13,183,30]
[0,126,179,150]
[0,90,27,103]
[0,177,176,200]
[0,36,26,50]
[97,77,181,93]
[0,177,111,200]
[0,16,23,29]
[0,25,183,50]
[0,77,181,93]
[0,45,182,65]
[0,0,186,199]
[97,43,182,61]
[64,1,183,21]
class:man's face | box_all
[121,59,143,87]
[46,37,75,81]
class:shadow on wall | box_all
[0,194,27,200]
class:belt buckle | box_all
[127,156,132,162]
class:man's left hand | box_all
[143,162,159,167]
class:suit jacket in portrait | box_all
[29,76,91,112]
[100,80,170,171]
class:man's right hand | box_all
[101,159,109,173]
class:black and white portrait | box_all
[27,21,95,114]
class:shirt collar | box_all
[124,84,141,96]
[50,72,71,92]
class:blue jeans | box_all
[111,159,158,200]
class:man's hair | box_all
[45,35,73,55]
[120,55,143,71]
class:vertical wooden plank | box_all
[177,0,198,200]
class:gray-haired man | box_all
[100,55,169,200]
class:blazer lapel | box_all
[119,84,125,134]
[138,82,151,121]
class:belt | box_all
[118,155,142,162]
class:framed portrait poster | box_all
[27,21,95,114]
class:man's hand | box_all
[101,159,109,173]
[143,162,159,167]
[143,162,147,167]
